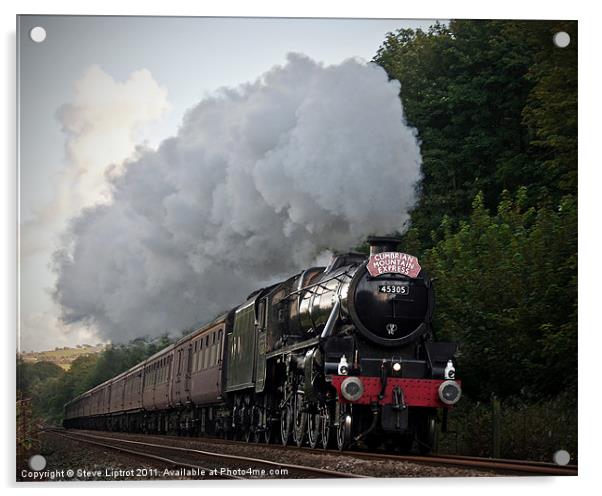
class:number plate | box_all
[378,284,409,295]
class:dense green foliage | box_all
[425,190,577,400]
[17,335,174,424]
[374,20,577,404]
[374,20,577,243]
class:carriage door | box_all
[255,297,268,393]
[184,343,192,401]
[174,349,183,404]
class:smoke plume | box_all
[53,53,422,342]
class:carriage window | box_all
[258,300,266,328]
[207,343,211,368]
[217,330,223,364]
[214,336,218,366]
[200,343,204,369]
[198,340,203,371]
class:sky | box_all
[18,15,441,352]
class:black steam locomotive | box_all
[64,237,461,453]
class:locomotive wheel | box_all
[293,393,307,448]
[336,404,352,451]
[243,425,252,443]
[307,410,321,449]
[250,406,262,443]
[263,422,273,444]
[225,425,234,440]
[261,396,273,444]
[242,406,253,443]
[321,406,333,449]
[280,403,293,446]
[232,408,243,441]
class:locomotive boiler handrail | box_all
[283,269,354,300]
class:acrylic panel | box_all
[17,15,578,482]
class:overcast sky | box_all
[18,15,441,352]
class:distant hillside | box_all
[19,344,107,370]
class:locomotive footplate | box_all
[330,375,460,408]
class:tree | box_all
[16,334,178,424]
[424,190,576,400]
[16,358,64,397]
[373,20,577,247]
[522,22,577,195]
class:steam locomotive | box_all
[64,236,461,453]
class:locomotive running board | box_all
[265,336,321,359]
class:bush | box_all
[438,392,577,462]
[424,190,577,400]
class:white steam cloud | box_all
[53,53,422,343]
[22,65,169,258]
[20,65,169,351]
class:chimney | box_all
[367,236,401,256]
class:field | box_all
[19,345,106,370]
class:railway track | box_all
[54,429,576,477]
[403,452,578,476]
[47,429,365,479]
[336,450,577,476]
[229,441,576,476]
[211,434,578,476]
[50,430,239,480]
[48,428,577,477]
